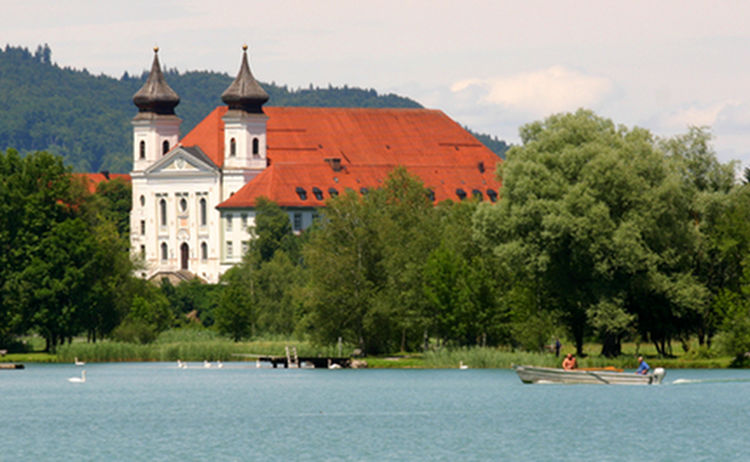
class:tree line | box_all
[0,44,507,176]
[3,109,750,364]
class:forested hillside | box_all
[0,45,508,173]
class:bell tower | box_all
[131,47,181,172]
[221,45,269,199]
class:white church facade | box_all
[129,47,502,284]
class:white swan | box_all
[328,359,342,369]
[256,359,261,368]
[68,370,86,383]
[74,357,85,366]
[459,361,469,370]
[177,360,187,369]
[203,360,212,368]
[216,360,223,368]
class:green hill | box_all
[0,44,508,173]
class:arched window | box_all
[161,242,168,261]
[201,242,208,261]
[162,140,170,155]
[159,198,167,226]
[230,138,237,157]
[179,198,188,213]
[139,195,145,207]
[139,140,146,159]
[252,138,259,156]
[199,198,207,226]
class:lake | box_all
[1,363,749,461]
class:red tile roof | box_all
[179,106,502,208]
[74,172,131,193]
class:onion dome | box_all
[221,45,269,113]
[133,47,180,115]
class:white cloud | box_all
[451,66,613,117]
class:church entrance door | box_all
[180,243,189,270]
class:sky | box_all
[6,0,750,167]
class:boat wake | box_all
[671,378,750,385]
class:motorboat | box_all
[513,364,666,385]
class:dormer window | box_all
[487,189,498,203]
[139,140,146,159]
[162,140,169,155]
[472,189,483,201]
[312,187,324,200]
[230,138,237,157]
[295,187,307,200]
[328,187,339,197]
[252,138,259,157]
[360,187,369,195]
[456,188,467,201]
[426,189,435,202]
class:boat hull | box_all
[513,365,665,385]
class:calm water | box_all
[2,363,749,461]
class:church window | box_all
[159,199,167,226]
[200,198,207,226]
[201,242,208,261]
[252,138,259,157]
[179,198,188,213]
[227,241,233,258]
[312,187,323,200]
[140,220,145,235]
[293,212,302,231]
[162,140,169,155]
[139,141,145,159]
[161,242,168,261]
[226,214,233,231]
[230,138,237,157]
[139,195,145,207]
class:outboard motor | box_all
[652,367,666,384]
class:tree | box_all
[474,110,704,357]
[214,266,255,341]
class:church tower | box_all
[131,47,181,172]
[221,45,269,199]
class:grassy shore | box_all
[2,331,736,368]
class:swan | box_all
[203,360,212,368]
[216,360,223,368]
[74,357,85,366]
[68,370,86,383]
[328,359,342,369]
[256,359,261,368]
[177,360,187,369]
[459,361,469,370]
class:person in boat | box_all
[636,356,650,375]
[562,353,577,370]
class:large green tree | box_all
[474,110,704,357]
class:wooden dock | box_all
[258,355,351,369]
[0,363,24,370]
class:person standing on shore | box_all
[554,338,561,357]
